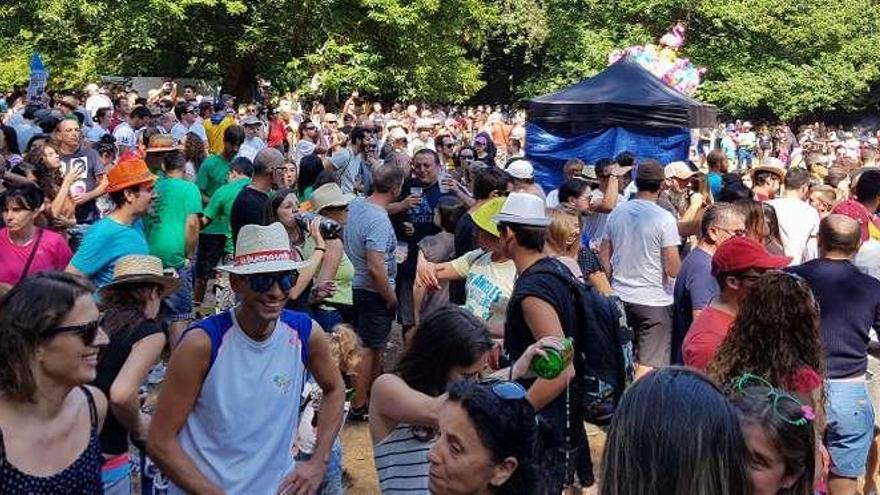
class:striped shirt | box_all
[373,425,434,493]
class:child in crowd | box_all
[413,196,466,322]
[294,324,361,494]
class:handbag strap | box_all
[18,228,44,283]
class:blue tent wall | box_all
[525,122,691,192]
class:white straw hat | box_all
[492,192,551,227]
[506,159,535,180]
[311,183,355,213]
[217,222,311,275]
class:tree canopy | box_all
[1,0,879,120]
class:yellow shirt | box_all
[203,115,236,155]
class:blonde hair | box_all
[328,324,361,375]
[546,207,581,258]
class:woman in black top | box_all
[93,254,177,493]
[0,272,109,494]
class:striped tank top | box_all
[373,424,435,494]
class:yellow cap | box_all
[471,197,506,238]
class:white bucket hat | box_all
[492,192,551,227]
[217,222,311,275]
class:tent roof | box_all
[525,60,717,129]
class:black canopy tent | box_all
[525,60,717,133]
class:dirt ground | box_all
[340,324,606,493]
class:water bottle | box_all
[295,212,342,240]
[530,337,574,379]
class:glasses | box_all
[459,154,474,160]
[305,126,317,131]
[734,373,814,426]
[43,317,103,345]
[246,272,298,293]
[443,143,455,148]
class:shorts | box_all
[867,355,880,429]
[395,273,415,327]
[622,302,673,367]
[195,234,227,280]
[312,304,354,332]
[825,379,875,478]
[353,288,394,349]
[160,262,194,322]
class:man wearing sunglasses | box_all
[171,102,207,146]
[149,222,345,495]
[672,203,745,364]
[682,236,791,371]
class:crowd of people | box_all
[1,79,880,495]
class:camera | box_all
[295,212,342,240]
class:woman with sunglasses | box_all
[0,272,109,493]
[370,305,565,493]
[601,367,751,495]
[92,255,178,494]
[729,374,817,495]
[428,380,546,495]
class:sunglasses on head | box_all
[43,317,103,345]
[489,380,527,400]
[734,373,814,426]
[246,272,298,293]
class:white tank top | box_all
[169,308,312,495]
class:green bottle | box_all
[530,337,574,379]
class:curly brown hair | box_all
[708,272,826,396]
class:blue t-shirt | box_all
[789,259,880,378]
[344,197,397,292]
[672,247,718,364]
[708,172,723,199]
[71,216,149,289]
[395,180,453,277]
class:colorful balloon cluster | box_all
[608,23,707,96]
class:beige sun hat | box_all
[100,255,181,297]
[217,222,311,275]
[311,183,355,213]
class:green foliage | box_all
[1,0,879,119]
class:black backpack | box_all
[529,262,635,426]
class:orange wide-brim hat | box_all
[106,158,157,193]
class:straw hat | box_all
[217,222,312,275]
[311,183,354,213]
[750,157,786,179]
[100,255,180,297]
[145,133,183,154]
[506,159,534,180]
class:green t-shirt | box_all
[203,177,251,253]
[145,176,203,268]
[196,154,231,199]
[302,235,354,306]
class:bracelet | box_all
[314,247,327,252]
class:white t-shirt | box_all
[451,249,516,330]
[604,199,680,306]
[855,240,880,282]
[584,190,625,248]
[546,189,560,207]
[237,136,267,162]
[768,197,819,265]
[112,122,136,149]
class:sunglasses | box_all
[734,373,814,426]
[489,380,527,400]
[246,272,298,293]
[716,226,747,238]
[43,317,103,345]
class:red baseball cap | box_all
[832,199,870,243]
[711,236,792,277]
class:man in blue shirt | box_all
[672,202,744,363]
[67,158,156,289]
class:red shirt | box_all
[682,306,736,371]
[0,228,73,285]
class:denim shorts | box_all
[825,379,875,478]
[160,262,194,322]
